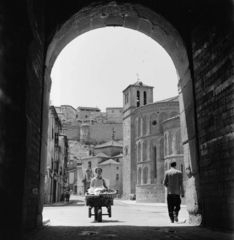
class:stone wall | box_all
[191,1,234,230]
[63,122,80,140]
[90,123,123,142]
[136,185,165,203]
[0,1,45,238]
[81,123,123,144]
[123,118,131,199]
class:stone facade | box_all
[45,107,69,204]
[106,107,123,123]
[80,123,123,144]
[55,105,77,123]
[123,81,185,203]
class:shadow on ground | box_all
[23,225,234,240]
[44,200,85,208]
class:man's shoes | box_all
[170,220,174,223]
[174,215,178,222]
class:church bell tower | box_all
[122,81,154,199]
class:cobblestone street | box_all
[23,196,234,240]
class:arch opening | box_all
[43,0,198,226]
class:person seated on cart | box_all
[90,167,108,190]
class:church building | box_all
[122,81,186,203]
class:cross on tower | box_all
[136,73,140,82]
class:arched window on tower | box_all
[138,167,142,185]
[144,91,147,105]
[143,115,147,135]
[169,132,173,155]
[143,166,148,184]
[137,90,140,107]
[160,138,164,159]
[143,140,148,161]
[138,142,141,162]
[176,130,183,154]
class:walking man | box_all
[163,160,184,223]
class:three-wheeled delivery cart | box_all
[85,190,116,222]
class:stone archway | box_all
[43,1,200,225]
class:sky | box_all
[50,27,179,112]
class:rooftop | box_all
[95,153,110,158]
[123,81,154,92]
[98,158,121,165]
[94,140,123,149]
[155,96,179,103]
[77,106,100,110]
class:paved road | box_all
[43,195,189,227]
[23,195,234,240]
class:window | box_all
[159,112,168,133]
[144,91,147,105]
[160,138,164,159]
[143,115,147,135]
[117,167,119,170]
[119,109,122,113]
[112,110,114,113]
[138,142,141,162]
[116,174,119,180]
[143,140,148,161]
[137,90,140,107]
[88,161,91,168]
[116,159,119,162]
[169,132,173,155]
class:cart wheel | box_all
[88,207,91,218]
[94,207,98,221]
[108,206,112,218]
[97,208,102,222]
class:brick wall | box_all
[0,1,44,238]
[192,1,234,230]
